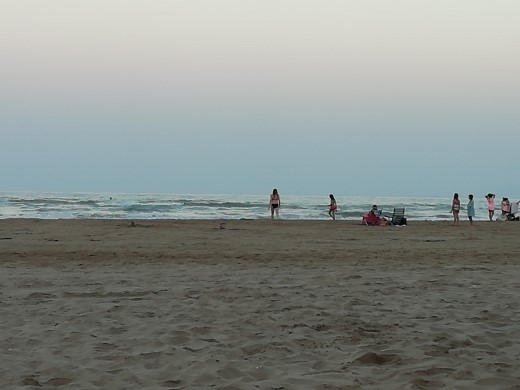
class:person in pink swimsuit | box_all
[328,194,337,220]
[501,197,510,216]
[485,193,495,221]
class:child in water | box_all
[328,194,337,220]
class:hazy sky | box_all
[2,1,519,197]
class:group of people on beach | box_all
[270,188,518,224]
[270,189,386,223]
[450,193,518,225]
[269,189,338,220]
[270,190,388,224]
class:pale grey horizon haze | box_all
[2,1,519,198]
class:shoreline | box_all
[3,191,510,221]
[1,219,519,388]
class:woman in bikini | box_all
[451,193,460,226]
[269,189,281,219]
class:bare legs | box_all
[452,211,459,226]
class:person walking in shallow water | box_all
[485,193,495,221]
[467,194,475,225]
[451,193,460,225]
[269,189,281,219]
[328,194,337,220]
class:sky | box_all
[2,0,519,197]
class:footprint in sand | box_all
[353,352,401,365]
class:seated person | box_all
[501,198,510,215]
[362,205,387,225]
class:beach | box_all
[1,219,519,389]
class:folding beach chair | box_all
[386,207,407,225]
[507,201,519,221]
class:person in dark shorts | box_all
[269,189,281,219]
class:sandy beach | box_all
[1,219,519,389]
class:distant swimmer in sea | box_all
[485,193,495,221]
[451,193,460,226]
[328,194,337,220]
[269,188,281,219]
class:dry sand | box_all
[1,219,519,389]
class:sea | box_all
[0,192,489,221]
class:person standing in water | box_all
[269,189,281,219]
[467,194,475,225]
[328,194,337,220]
[451,193,460,225]
[485,193,495,221]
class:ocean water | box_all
[0,192,494,221]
